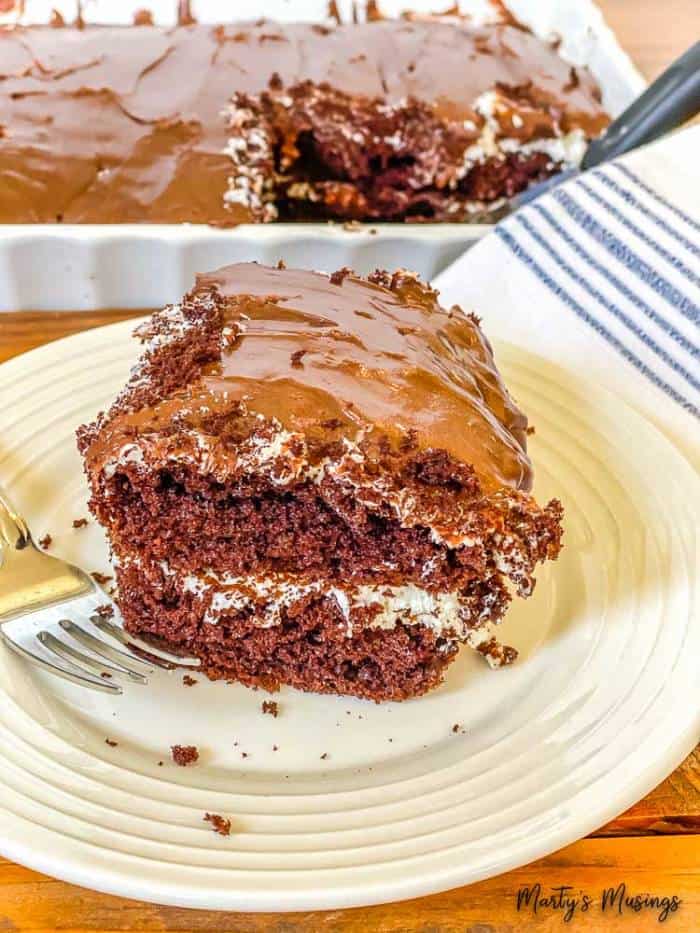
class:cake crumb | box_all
[95,603,114,619]
[133,8,154,26]
[204,812,232,836]
[38,533,52,549]
[182,674,198,687]
[171,744,199,766]
[157,760,164,766]
[100,672,112,679]
[526,425,536,435]
[268,71,283,91]
[276,258,287,269]
[262,700,279,717]
[563,65,580,92]
[290,349,307,369]
[272,744,279,751]
[241,751,249,759]
[105,738,118,747]
[330,266,352,286]
[320,752,328,760]
[342,220,362,232]
[72,517,89,528]
[91,571,113,585]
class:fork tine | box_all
[91,617,201,668]
[38,631,148,684]
[58,619,166,671]
[3,635,122,695]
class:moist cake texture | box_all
[0,14,608,224]
[79,262,563,701]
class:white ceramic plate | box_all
[0,320,698,911]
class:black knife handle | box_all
[581,41,700,171]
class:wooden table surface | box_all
[1,2,699,929]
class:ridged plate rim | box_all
[0,318,697,911]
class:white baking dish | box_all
[0,223,486,309]
[0,0,645,310]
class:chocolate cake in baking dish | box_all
[78,262,563,701]
[0,15,608,223]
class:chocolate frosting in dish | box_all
[0,20,608,223]
[84,262,532,493]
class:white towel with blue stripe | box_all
[433,125,700,471]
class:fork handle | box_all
[0,484,32,552]
[581,41,700,169]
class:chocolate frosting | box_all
[85,263,533,493]
[0,20,607,223]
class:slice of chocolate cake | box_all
[78,263,563,701]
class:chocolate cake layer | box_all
[89,462,561,591]
[0,17,608,223]
[79,262,563,700]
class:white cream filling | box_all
[175,566,512,665]
[500,130,587,166]
[157,560,493,641]
[223,107,277,220]
[103,442,144,478]
[114,553,513,666]
[462,90,587,180]
[352,584,464,631]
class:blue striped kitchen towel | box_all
[433,125,700,470]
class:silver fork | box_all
[0,485,199,695]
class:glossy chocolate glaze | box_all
[85,263,532,493]
[0,19,607,223]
